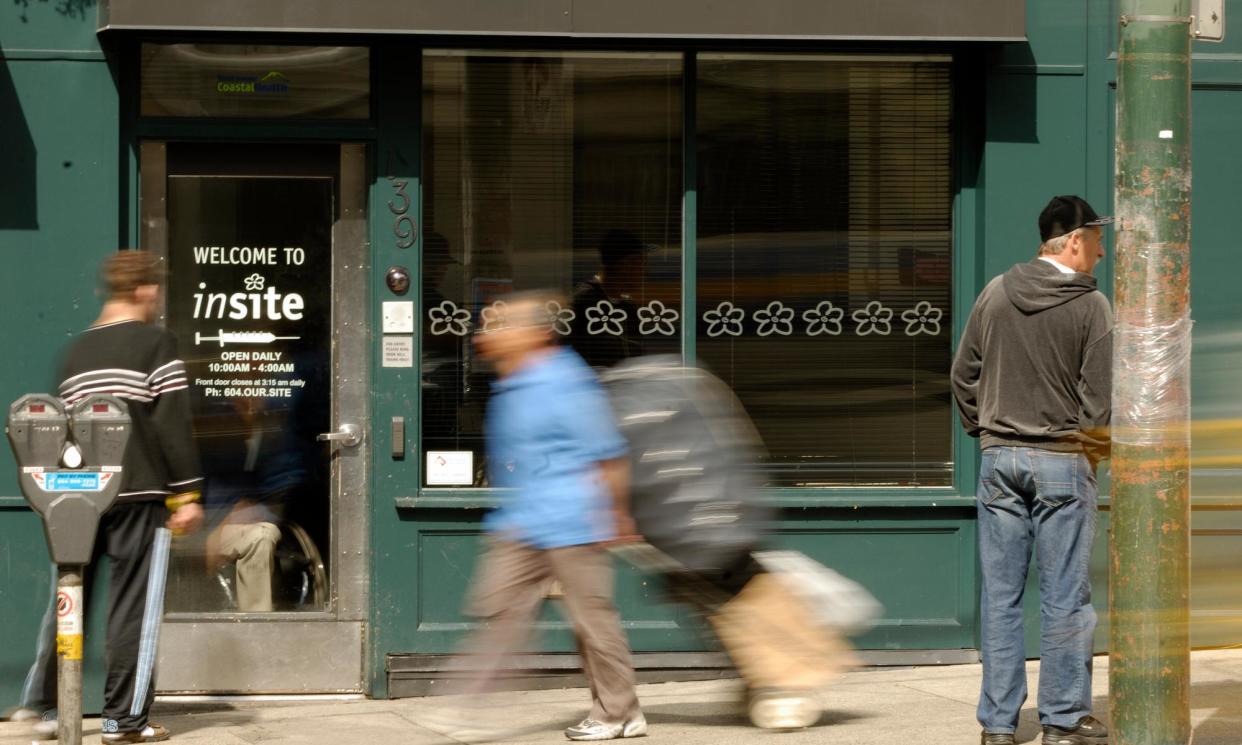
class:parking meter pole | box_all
[57,566,84,745]
[7,394,132,745]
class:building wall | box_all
[1,0,1240,706]
[0,1,122,710]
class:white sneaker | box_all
[564,714,648,741]
[748,691,821,730]
[4,707,41,722]
[100,723,171,742]
[31,714,58,740]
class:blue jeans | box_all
[976,447,1098,733]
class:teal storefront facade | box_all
[1,0,1240,702]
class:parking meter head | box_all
[70,395,131,469]
[7,394,69,471]
[7,393,132,565]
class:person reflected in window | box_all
[202,396,285,613]
[569,230,649,369]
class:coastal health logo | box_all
[216,70,291,95]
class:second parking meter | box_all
[9,394,130,564]
[7,392,131,745]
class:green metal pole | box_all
[1111,1,1193,744]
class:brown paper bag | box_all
[708,572,858,690]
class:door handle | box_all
[318,423,363,448]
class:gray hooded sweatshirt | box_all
[951,259,1112,464]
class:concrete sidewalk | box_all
[5,649,1242,744]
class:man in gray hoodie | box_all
[952,195,1113,745]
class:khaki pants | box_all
[460,538,641,723]
[213,522,280,612]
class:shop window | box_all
[140,44,370,119]
[696,54,954,487]
[421,50,683,487]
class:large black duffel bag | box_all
[600,356,774,575]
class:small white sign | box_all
[426,451,474,486]
[382,335,414,368]
[1193,0,1225,42]
[56,586,83,635]
[382,301,415,334]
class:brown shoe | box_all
[1042,715,1109,745]
[102,723,171,742]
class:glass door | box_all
[139,141,369,692]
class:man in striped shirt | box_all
[17,250,203,743]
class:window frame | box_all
[405,46,977,509]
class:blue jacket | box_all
[484,346,627,548]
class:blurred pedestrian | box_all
[456,290,645,741]
[952,196,1113,745]
[603,356,864,731]
[14,250,204,742]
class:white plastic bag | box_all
[753,550,884,635]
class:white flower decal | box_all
[702,301,745,337]
[637,300,680,336]
[480,301,508,332]
[802,301,845,336]
[901,301,943,336]
[243,273,266,291]
[546,300,576,336]
[753,301,795,337]
[585,300,627,336]
[852,301,894,336]
[427,300,472,336]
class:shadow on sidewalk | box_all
[1184,678,1242,745]
[1051,679,1242,745]
[147,701,258,737]
[642,699,869,729]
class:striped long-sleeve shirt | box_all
[58,320,203,502]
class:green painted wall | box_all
[3,0,1242,706]
[1,0,121,711]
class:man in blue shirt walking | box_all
[462,290,645,741]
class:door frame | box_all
[137,140,371,693]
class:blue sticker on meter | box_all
[34,472,111,492]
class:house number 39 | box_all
[386,176,415,249]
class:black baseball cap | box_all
[1039,195,1114,242]
[598,229,655,268]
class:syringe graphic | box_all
[195,330,301,347]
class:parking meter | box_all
[8,393,130,565]
[7,392,131,745]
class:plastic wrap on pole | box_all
[1113,313,1193,446]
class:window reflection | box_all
[696,54,954,487]
[421,51,683,486]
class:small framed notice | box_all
[382,335,414,368]
[426,450,474,486]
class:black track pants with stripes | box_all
[21,501,172,734]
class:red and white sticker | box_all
[56,587,83,635]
